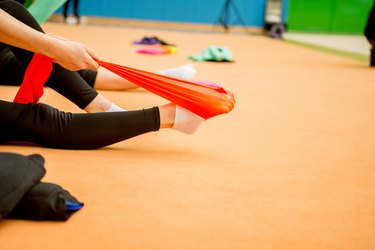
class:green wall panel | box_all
[331,0,373,33]
[288,0,374,34]
[288,0,334,32]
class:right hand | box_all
[47,34,100,71]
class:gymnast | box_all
[0,43,197,113]
[0,3,195,113]
[0,0,204,149]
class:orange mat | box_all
[0,23,374,250]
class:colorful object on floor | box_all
[98,60,235,119]
[65,201,84,211]
[133,36,174,46]
[27,0,68,24]
[159,64,196,80]
[13,54,53,104]
[136,45,177,55]
[194,80,222,89]
[189,46,234,62]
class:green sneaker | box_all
[189,46,233,62]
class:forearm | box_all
[0,9,57,58]
[0,6,98,71]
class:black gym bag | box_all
[0,152,83,222]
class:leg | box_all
[0,48,25,85]
[12,0,26,5]
[94,67,138,90]
[0,100,170,149]
[73,0,79,19]
[93,64,197,91]
[63,0,70,20]
[0,99,203,149]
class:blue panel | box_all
[282,0,289,23]
[61,0,275,28]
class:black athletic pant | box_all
[63,0,80,19]
[0,0,161,149]
[0,47,98,107]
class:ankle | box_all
[159,103,176,128]
[84,94,112,113]
[172,106,205,134]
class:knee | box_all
[0,0,25,13]
[0,0,43,32]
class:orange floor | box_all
[0,23,375,250]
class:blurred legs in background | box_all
[63,0,79,23]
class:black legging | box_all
[0,47,98,107]
[0,100,160,149]
[63,0,79,19]
[0,0,161,149]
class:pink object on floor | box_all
[194,80,222,89]
[136,47,163,54]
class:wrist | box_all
[36,34,60,59]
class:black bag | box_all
[0,152,83,222]
[0,153,45,220]
[8,182,83,221]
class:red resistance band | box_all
[97,60,235,119]
[14,54,235,119]
[13,54,53,104]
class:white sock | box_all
[107,103,127,112]
[159,64,196,80]
[172,106,205,134]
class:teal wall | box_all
[62,0,372,34]
[63,0,290,28]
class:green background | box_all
[288,0,374,33]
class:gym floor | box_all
[0,22,374,250]
[284,32,369,56]
[283,32,370,63]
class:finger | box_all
[92,60,100,70]
[84,46,100,70]
[85,46,100,61]
[86,57,99,70]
